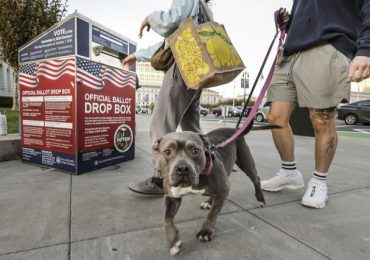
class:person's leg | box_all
[290,44,350,208]
[128,65,176,195]
[268,101,297,162]
[149,64,202,141]
[310,107,338,173]
[301,107,337,208]
[261,101,304,191]
[260,52,306,191]
[179,89,202,133]
[128,63,201,195]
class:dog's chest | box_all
[170,186,206,198]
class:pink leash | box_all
[200,149,214,176]
[215,11,287,150]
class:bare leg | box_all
[267,101,297,162]
[309,107,337,173]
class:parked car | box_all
[199,106,208,116]
[226,106,242,117]
[212,107,222,117]
[136,107,149,114]
[255,101,271,122]
[212,106,246,117]
[236,105,251,117]
[337,99,370,125]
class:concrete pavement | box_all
[0,115,369,260]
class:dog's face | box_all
[153,132,209,188]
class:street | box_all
[200,115,370,134]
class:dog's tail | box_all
[207,123,282,147]
[251,124,281,131]
[239,120,281,136]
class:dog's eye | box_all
[192,148,200,155]
[164,149,172,156]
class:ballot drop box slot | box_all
[18,12,137,174]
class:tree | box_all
[0,0,68,110]
[220,98,255,107]
[201,103,219,110]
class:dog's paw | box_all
[200,201,212,210]
[196,229,213,242]
[169,240,182,256]
[255,189,266,206]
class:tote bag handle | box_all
[199,0,214,23]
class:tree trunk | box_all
[11,70,19,111]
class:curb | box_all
[0,134,21,162]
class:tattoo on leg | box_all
[312,107,336,120]
[325,137,335,154]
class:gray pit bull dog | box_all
[153,127,266,256]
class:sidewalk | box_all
[0,115,369,260]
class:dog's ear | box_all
[152,138,162,153]
[198,134,210,147]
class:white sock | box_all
[281,161,299,178]
[312,170,327,184]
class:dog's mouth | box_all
[171,175,195,188]
[173,181,192,188]
[166,161,200,188]
[169,170,199,188]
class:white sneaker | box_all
[301,179,328,209]
[261,170,304,192]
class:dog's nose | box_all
[176,165,190,176]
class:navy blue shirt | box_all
[284,0,370,59]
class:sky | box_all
[67,0,294,98]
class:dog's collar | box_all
[200,146,215,176]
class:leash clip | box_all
[208,144,216,160]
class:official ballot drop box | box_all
[18,12,137,174]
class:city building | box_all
[136,85,160,109]
[136,62,164,87]
[135,62,222,111]
[0,59,14,98]
[357,79,370,93]
[135,62,163,111]
[200,89,222,106]
[350,80,370,102]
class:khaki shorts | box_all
[267,44,351,108]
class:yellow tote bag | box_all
[167,0,245,90]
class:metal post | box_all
[242,72,247,106]
[232,80,235,107]
[357,83,360,101]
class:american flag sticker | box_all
[76,58,136,90]
[19,58,75,88]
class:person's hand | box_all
[277,7,290,28]
[347,56,370,82]
[139,16,151,38]
[122,54,137,70]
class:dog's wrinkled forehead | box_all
[160,132,204,150]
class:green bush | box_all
[0,107,19,134]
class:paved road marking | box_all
[354,129,370,134]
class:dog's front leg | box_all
[196,191,228,242]
[164,195,182,256]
